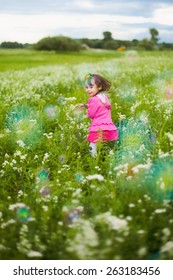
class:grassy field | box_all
[0,49,173,260]
[0,49,123,71]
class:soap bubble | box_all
[152,70,173,101]
[116,118,152,164]
[39,186,51,197]
[75,172,84,182]
[57,95,66,105]
[59,155,66,163]
[146,157,173,201]
[125,50,139,62]
[45,105,59,119]
[116,83,137,105]
[17,207,30,222]
[37,169,49,182]
[73,108,85,122]
[6,104,42,146]
[65,208,81,225]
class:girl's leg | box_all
[89,142,97,157]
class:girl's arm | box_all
[76,103,88,109]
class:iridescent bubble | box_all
[17,207,30,222]
[37,169,49,182]
[6,104,42,146]
[116,118,152,165]
[146,157,173,201]
[45,105,59,119]
[75,172,84,182]
[65,208,81,225]
[76,64,97,86]
[39,186,51,197]
[110,118,153,180]
[116,83,136,104]
[73,108,85,122]
[59,155,66,163]
[125,50,139,61]
[57,95,66,105]
[152,70,173,101]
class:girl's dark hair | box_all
[85,73,111,91]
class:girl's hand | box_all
[76,103,88,109]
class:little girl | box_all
[77,73,118,156]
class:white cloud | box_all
[0,12,149,43]
[0,2,173,43]
[152,5,173,26]
[74,0,95,9]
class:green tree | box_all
[103,31,113,41]
[149,28,159,45]
[34,36,82,51]
[102,31,115,49]
[139,38,154,50]
[0,41,24,48]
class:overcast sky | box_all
[0,0,173,44]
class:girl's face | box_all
[85,79,102,97]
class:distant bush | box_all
[34,36,82,51]
[0,41,25,49]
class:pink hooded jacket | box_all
[87,93,117,132]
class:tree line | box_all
[0,28,173,51]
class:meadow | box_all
[0,49,173,260]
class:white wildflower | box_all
[162,228,171,238]
[9,203,26,210]
[155,208,166,214]
[157,177,165,190]
[16,140,25,148]
[86,174,104,181]
[130,101,141,113]
[132,162,152,174]
[137,247,147,257]
[137,230,145,235]
[1,219,16,229]
[139,113,149,124]
[72,188,82,197]
[14,150,22,157]
[96,212,128,231]
[27,250,43,258]
[94,166,101,171]
[158,149,169,158]
[65,97,77,101]
[126,216,133,221]
[67,220,98,259]
[12,159,17,164]
[0,244,6,251]
[129,203,135,208]
[71,199,79,204]
[42,205,48,211]
[18,190,23,197]
[118,113,126,120]
[44,153,49,160]
[166,132,173,145]
[2,160,9,167]
[0,170,5,176]
[160,241,173,253]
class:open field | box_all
[0,49,173,260]
[0,49,123,71]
